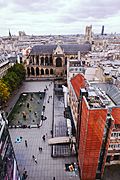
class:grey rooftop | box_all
[92,83,120,106]
[30,43,91,55]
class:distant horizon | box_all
[1,29,120,37]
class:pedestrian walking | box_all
[32,155,35,160]
[32,155,37,164]
[22,170,28,180]
[42,135,45,141]
[25,140,28,147]
[34,158,37,164]
[39,147,42,152]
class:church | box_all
[25,43,91,79]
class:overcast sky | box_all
[0,0,120,36]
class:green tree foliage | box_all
[0,63,25,106]
[3,71,20,92]
[10,63,26,81]
[0,80,10,105]
[2,63,25,94]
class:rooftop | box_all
[84,86,115,109]
[91,83,120,106]
[71,74,86,99]
[30,43,91,55]
[0,54,9,67]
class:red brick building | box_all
[69,74,120,180]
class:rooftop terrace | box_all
[81,85,116,109]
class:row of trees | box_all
[0,63,26,106]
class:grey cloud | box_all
[58,15,79,24]
[0,0,120,36]
[11,0,64,13]
[1,0,120,17]
[0,0,8,8]
[59,0,120,24]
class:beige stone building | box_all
[85,25,93,43]
[25,44,91,79]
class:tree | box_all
[11,63,26,81]
[0,63,26,107]
[3,71,19,92]
[0,80,10,105]
[2,63,26,93]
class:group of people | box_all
[47,95,52,103]
[22,169,28,180]
[32,145,43,164]
[31,134,47,164]
[24,139,43,165]
[21,83,53,179]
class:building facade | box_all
[85,25,93,44]
[107,107,120,165]
[25,44,91,79]
[0,111,20,180]
[69,73,120,180]
[0,57,10,78]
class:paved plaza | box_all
[6,81,80,180]
[4,81,120,180]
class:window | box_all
[114,155,119,160]
[56,57,62,67]
[111,144,113,148]
[106,156,111,163]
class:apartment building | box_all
[0,55,10,78]
[69,74,120,180]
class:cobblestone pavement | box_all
[8,81,80,180]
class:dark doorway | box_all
[45,56,48,66]
[41,69,44,75]
[36,67,39,76]
[31,67,35,75]
[41,57,44,65]
[45,69,49,75]
[56,57,62,67]
[36,56,39,65]
[27,67,30,76]
[50,69,54,75]
[50,55,53,65]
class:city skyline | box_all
[0,0,120,36]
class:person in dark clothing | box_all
[39,147,42,151]
[32,155,37,164]
[42,135,45,141]
[25,140,28,147]
[22,170,28,180]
